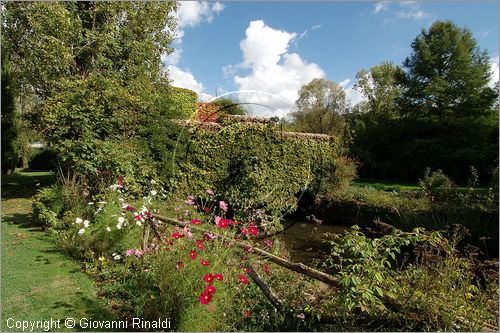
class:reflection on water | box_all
[278,220,349,265]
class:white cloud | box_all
[311,24,322,31]
[227,20,325,117]
[490,56,499,87]
[164,1,224,100]
[395,1,430,20]
[373,1,390,13]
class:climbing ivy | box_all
[177,121,355,231]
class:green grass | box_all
[1,170,114,331]
[354,178,489,193]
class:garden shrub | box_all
[419,168,458,202]
[28,148,58,170]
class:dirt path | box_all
[1,171,114,331]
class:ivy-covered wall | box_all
[177,120,356,229]
[167,86,198,119]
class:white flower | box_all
[106,227,111,232]
[136,221,142,227]
[121,204,129,209]
[116,222,123,230]
[87,202,94,205]
[78,228,85,235]
[118,198,124,202]
[150,190,157,196]
[75,218,83,224]
[113,254,122,260]
[117,217,125,224]
[151,179,157,184]
[83,220,90,228]
[98,201,107,205]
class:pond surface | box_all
[278,220,349,265]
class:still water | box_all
[278,220,349,265]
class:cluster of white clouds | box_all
[374,1,430,21]
[165,2,498,117]
[163,1,224,101]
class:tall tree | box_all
[1,38,20,174]
[3,2,182,190]
[398,20,497,118]
[291,78,349,139]
[355,61,403,118]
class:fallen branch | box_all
[245,263,283,310]
[144,211,340,288]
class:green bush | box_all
[419,168,457,202]
[28,148,58,170]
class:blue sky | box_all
[164,1,499,115]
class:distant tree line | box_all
[288,20,498,183]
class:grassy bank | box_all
[1,170,114,331]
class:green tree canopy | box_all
[398,20,497,118]
[355,61,403,118]
[290,78,349,140]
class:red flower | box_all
[126,205,135,212]
[240,227,248,235]
[216,218,228,229]
[191,218,202,225]
[263,264,271,276]
[200,259,210,267]
[243,266,251,273]
[171,232,184,239]
[244,310,252,318]
[205,285,216,294]
[189,250,197,260]
[214,273,224,281]
[238,274,249,285]
[203,273,215,283]
[117,176,124,186]
[199,290,213,305]
[248,225,259,236]
[175,261,184,270]
[202,207,211,213]
[134,215,142,221]
[196,240,204,250]
[263,239,273,248]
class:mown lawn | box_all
[1,170,114,331]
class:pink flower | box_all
[248,225,259,236]
[183,226,193,238]
[125,249,134,257]
[238,274,249,285]
[204,232,214,241]
[263,264,271,276]
[185,196,195,205]
[206,189,214,196]
[134,249,143,257]
[171,232,184,239]
[263,239,273,248]
[205,285,216,294]
[189,249,197,260]
[240,227,248,235]
[199,290,213,305]
[203,273,215,283]
[216,218,228,229]
[244,310,252,318]
[219,201,228,212]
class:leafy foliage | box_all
[180,121,355,231]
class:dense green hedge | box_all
[178,121,356,230]
[167,86,197,119]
